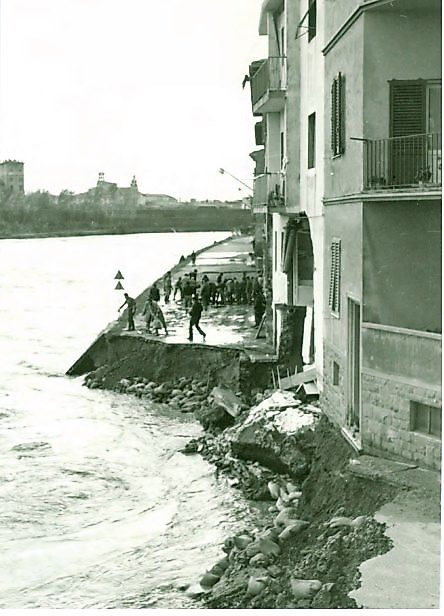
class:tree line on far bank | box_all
[0,190,253,238]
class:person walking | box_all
[151,300,168,336]
[182,276,193,309]
[191,250,196,265]
[173,276,183,300]
[188,296,206,342]
[163,272,172,303]
[149,282,160,302]
[201,279,211,311]
[118,293,137,331]
[254,287,266,327]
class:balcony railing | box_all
[364,133,442,190]
[251,57,286,108]
[252,172,285,213]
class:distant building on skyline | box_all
[0,160,24,194]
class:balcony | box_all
[251,57,286,115]
[252,172,285,214]
[364,133,442,191]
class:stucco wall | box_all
[323,201,362,353]
[363,200,442,332]
[323,0,361,44]
[284,0,301,212]
[363,9,442,141]
[324,17,364,199]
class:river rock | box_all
[290,578,322,600]
[200,572,220,588]
[258,537,281,557]
[249,552,268,566]
[233,534,253,550]
[278,520,309,542]
[246,576,267,597]
[267,481,281,500]
[186,583,210,598]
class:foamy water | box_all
[0,232,251,608]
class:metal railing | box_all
[364,133,442,190]
[251,57,286,106]
[253,173,285,209]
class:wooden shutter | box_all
[331,73,345,156]
[389,80,426,137]
[328,239,341,314]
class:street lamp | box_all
[219,168,253,192]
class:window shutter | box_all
[390,80,426,137]
[331,73,345,156]
[331,79,337,154]
[328,239,341,314]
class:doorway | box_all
[347,298,361,431]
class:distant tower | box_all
[130,175,138,191]
[0,160,24,194]
[97,172,105,185]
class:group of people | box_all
[118,268,266,342]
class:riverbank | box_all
[0,206,253,240]
[81,372,440,609]
[72,234,440,609]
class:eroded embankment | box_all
[83,371,400,609]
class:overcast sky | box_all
[0,0,266,200]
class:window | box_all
[308,0,317,42]
[333,361,340,386]
[308,112,316,168]
[328,239,341,315]
[411,402,441,438]
[331,73,345,156]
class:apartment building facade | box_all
[322,0,442,468]
[249,0,325,383]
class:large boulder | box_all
[228,391,318,479]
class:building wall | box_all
[363,200,441,332]
[363,9,442,141]
[322,201,363,425]
[361,326,442,470]
[266,113,282,172]
[323,0,361,43]
[298,0,325,385]
[324,17,365,199]
[0,162,24,194]
[284,0,301,213]
[272,212,289,346]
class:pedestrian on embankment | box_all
[182,276,193,309]
[188,296,206,342]
[118,293,137,331]
[149,282,160,302]
[174,276,183,300]
[201,278,211,311]
[191,251,196,265]
[150,300,168,336]
[163,272,172,303]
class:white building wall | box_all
[298,0,325,388]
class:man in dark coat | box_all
[149,282,160,302]
[188,296,206,342]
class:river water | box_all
[0,232,250,609]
